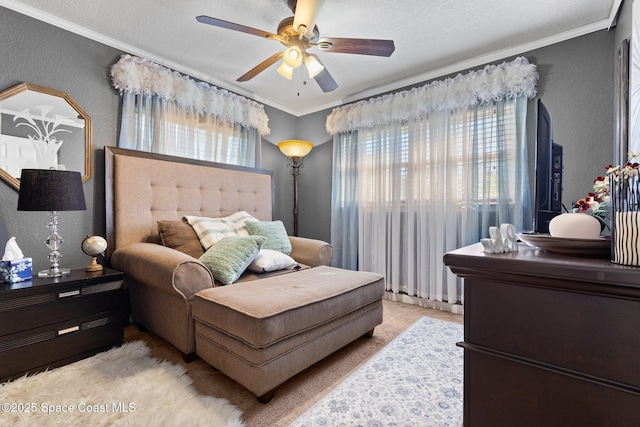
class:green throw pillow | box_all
[246,220,292,255]
[198,236,266,285]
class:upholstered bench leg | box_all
[133,322,147,332]
[257,390,275,404]
[363,328,375,338]
[182,352,198,363]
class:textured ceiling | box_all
[0,0,620,116]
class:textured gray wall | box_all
[262,107,333,241]
[525,30,615,209]
[0,7,122,272]
[0,5,620,273]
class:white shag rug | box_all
[291,317,464,427]
[0,341,244,426]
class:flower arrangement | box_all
[573,152,640,231]
[573,175,611,230]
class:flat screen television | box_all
[534,99,563,233]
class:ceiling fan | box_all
[196,0,395,93]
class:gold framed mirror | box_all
[0,82,92,191]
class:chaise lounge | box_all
[105,147,385,401]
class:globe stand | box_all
[85,256,103,272]
[81,235,107,273]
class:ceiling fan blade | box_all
[290,0,325,38]
[196,15,284,43]
[237,52,285,82]
[313,67,338,93]
[316,37,395,57]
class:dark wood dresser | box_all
[0,268,126,382]
[444,243,640,426]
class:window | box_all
[358,103,516,206]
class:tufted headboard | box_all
[105,147,273,259]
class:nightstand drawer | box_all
[0,268,126,381]
[0,310,125,380]
[0,281,124,336]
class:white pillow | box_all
[248,249,297,273]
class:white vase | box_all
[548,213,600,239]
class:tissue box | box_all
[0,258,33,283]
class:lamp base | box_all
[38,267,71,278]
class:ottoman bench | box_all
[192,265,385,402]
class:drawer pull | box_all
[58,289,80,298]
[58,326,80,336]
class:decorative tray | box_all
[516,233,611,257]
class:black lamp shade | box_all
[17,169,86,212]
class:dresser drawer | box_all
[464,348,640,426]
[465,278,640,388]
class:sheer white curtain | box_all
[111,55,269,167]
[331,131,360,269]
[329,58,537,305]
[117,92,261,167]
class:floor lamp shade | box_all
[278,140,313,158]
[17,169,86,277]
[278,140,313,237]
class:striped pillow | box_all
[222,211,258,236]
[184,211,258,250]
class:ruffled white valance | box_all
[111,55,270,135]
[326,56,538,135]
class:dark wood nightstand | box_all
[0,268,127,382]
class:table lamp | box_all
[17,169,86,277]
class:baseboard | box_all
[383,292,464,315]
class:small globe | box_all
[82,235,107,257]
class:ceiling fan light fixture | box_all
[283,46,304,68]
[297,24,308,37]
[277,62,294,80]
[292,0,325,39]
[304,54,324,78]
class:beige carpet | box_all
[125,298,463,427]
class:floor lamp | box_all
[17,169,86,277]
[278,140,313,236]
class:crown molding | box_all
[0,1,613,118]
[338,19,611,109]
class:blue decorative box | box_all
[0,258,33,283]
